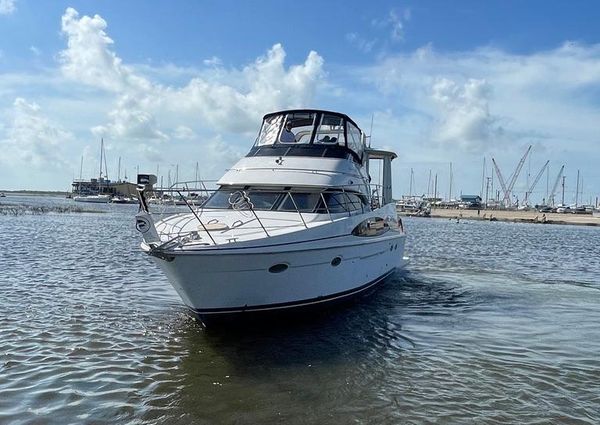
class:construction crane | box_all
[492,145,532,207]
[492,158,509,207]
[523,160,549,207]
[548,165,565,207]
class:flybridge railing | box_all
[138,178,386,248]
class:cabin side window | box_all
[352,217,389,237]
[319,192,367,214]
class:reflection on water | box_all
[1,196,599,424]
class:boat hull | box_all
[150,232,406,323]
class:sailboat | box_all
[73,139,112,203]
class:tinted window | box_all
[204,189,234,208]
[278,193,321,212]
[246,191,282,210]
[352,217,389,237]
[321,192,365,213]
[204,189,281,210]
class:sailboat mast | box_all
[103,142,109,181]
[99,138,104,194]
[449,162,453,201]
[99,138,103,180]
[118,156,121,182]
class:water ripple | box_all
[0,198,599,424]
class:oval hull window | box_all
[268,263,289,273]
[331,257,342,266]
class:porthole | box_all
[268,263,288,273]
[331,257,342,267]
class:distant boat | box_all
[111,196,138,204]
[0,192,5,198]
[73,194,112,203]
[593,209,600,218]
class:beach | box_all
[417,208,600,226]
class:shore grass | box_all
[0,203,103,216]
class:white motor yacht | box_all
[135,109,407,325]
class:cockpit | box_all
[248,110,366,164]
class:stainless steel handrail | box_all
[144,179,386,247]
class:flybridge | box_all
[249,109,366,164]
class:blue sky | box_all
[1,0,600,204]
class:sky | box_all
[1,0,600,204]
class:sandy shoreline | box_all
[402,208,600,227]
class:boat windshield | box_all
[256,112,317,146]
[253,110,365,162]
[203,188,369,213]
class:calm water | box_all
[1,195,599,424]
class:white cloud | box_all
[59,7,152,93]
[346,33,377,54]
[91,95,167,142]
[364,43,600,154]
[203,56,223,67]
[371,8,410,43]
[430,77,500,152]
[30,46,41,56]
[58,8,324,153]
[0,0,16,15]
[334,42,600,197]
[0,97,73,167]
[173,125,196,140]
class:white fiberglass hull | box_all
[147,228,406,321]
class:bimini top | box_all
[247,109,366,164]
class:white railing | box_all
[139,179,385,249]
